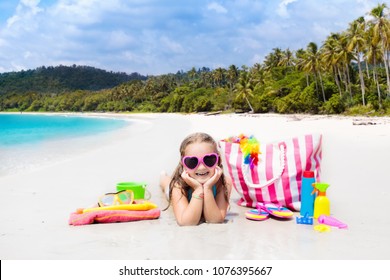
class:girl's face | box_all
[183,142,217,185]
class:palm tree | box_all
[263,48,283,71]
[226,65,239,109]
[369,3,390,96]
[335,34,355,99]
[278,48,295,68]
[322,33,343,97]
[250,63,267,88]
[234,71,254,113]
[346,17,367,105]
[198,67,212,88]
[366,25,384,108]
[188,67,198,87]
[226,65,239,88]
[303,42,326,102]
[212,67,225,87]
[295,48,310,87]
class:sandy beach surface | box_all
[1,112,390,261]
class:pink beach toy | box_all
[318,215,348,229]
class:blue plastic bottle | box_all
[300,171,316,217]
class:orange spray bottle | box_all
[312,182,330,219]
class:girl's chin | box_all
[193,174,213,184]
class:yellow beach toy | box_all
[81,190,157,213]
[70,189,160,226]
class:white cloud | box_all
[21,0,42,11]
[6,0,42,28]
[0,38,7,47]
[250,54,264,66]
[23,51,32,59]
[160,36,185,54]
[49,0,101,25]
[207,2,227,14]
[0,0,383,74]
[277,0,297,18]
[6,15,20,28]
[107,30,135,49]
[312,22,332,41]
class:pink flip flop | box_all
[257,202,293,219]
[245,208,270,221]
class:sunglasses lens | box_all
[203,154,217,167]
[184,157,199,169]
[100,194,115,206]
[98,190,134,207]
[118,191,132,204]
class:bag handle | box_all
[241,143,286,189]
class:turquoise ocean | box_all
[0,114,129,176]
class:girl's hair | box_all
[165,132,229,209]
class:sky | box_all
[0,0,382,75]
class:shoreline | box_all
[0,113,153,178]
[0,112,390,259]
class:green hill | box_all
[0,65,147,95]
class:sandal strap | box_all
[257,202,285,212]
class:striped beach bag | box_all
[219,134,322,211]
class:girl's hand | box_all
[181,170,203,190]
[203,166,222,190]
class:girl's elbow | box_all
[206,217,225,224]
[176,219,199,226]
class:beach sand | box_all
[1,112,390,260]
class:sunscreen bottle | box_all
[300,171,316,217]
[313,183,330,219]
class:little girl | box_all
[160,132,232,226]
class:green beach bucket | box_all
[116,182,150,199]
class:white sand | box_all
[0,113,390,260]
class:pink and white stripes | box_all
[219,134,322,211]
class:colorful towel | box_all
[69,209,160,226]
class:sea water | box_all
[0,113,130,176]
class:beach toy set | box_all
[296,213,313,225]
[300,171,316,217]
[244,168,348,231]
[223,133,347,231]
[69,182,160,226]
[294,172,348,232]
[116,181,151,200]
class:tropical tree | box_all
[366,24,384,108]
[188,67,197,80]
[302,42,326,102]
[199,67,212,88]
[278,48,295,68]
[226,64,239,88]
[226,64,239,109]
[263,48,283,71]
[212,67,225,87]
[234,71,254,112]
[250,63,267,88]
[295,48,310,87]
[346,17,367,105]
[322,33,343,97]
[335,34,355,99]
[368,3,390,96]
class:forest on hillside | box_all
[0,3,389,115]
[0,65,146,94]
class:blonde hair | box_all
[165,132,229,209]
